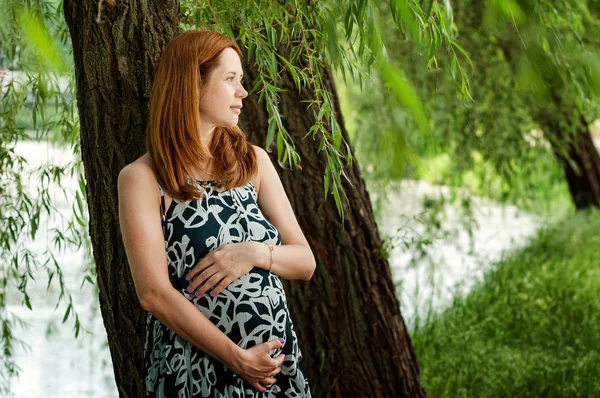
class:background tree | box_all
[489,0,600,209]
[346,0,600,217]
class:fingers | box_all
[195,272,225,297]
[250,381,267,393]
[186,267,217,295]
[185,255,214,282]
[251,376,277,393]
[185,263,215,293]
[260,377,277,387]
[270,337,285,350]
[274,353,285,367]
[241,347,283,392]
[209,277,232,297]
[269,367,281,377]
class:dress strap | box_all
[157,182,166,222]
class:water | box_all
[373,180,543,328]
[4,140,544,396]
[6,141,117,397]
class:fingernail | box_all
[210,291,216,297]
[187,286,194,293]
[279,337,285,344]
[185,275,191,281]
[195,291,201,297]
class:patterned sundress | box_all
[144,179,311,397]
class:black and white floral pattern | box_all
[144,180,311,397]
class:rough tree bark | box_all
[538,107,600,209]
[63,1,424,396]
[63,1,180,395]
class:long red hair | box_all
[146,29,257,201]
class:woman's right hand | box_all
[229,337,286,392]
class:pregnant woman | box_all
[118,29,315,397]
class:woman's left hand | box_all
[185,242,260,297]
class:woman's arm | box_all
[251,146,317,281]
[117,162,242,367]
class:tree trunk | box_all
[63,1,180,396]
[496,38,600,211]
[239,58,424,396]
[541,113,600,209]
[64,1,424,396]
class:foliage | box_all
[412,209,600,396]
[180,0,472,220]
[0,1,93,395]
[343,0,600,219]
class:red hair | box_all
[145,29,257,201]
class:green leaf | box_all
[76,190,83,216]
[78,174,86,197]
[324,164,331,200]
[278,54,301,92]
[281,147,289,169]
[47,271,55,292]
[74,315,81,338]
[451,55,458,79]
[73,209,85,227]
[17,8,68,74]
[276,132,283,159]
[62,302,72,323]
[390,0,420,43]
[290,45,302,64]
[266,121,276,151]
[380,62,428,133]
[331,179,344,220]
[495,0,526,23]
[450,40,474,70]
[332,118,341,148]
[24,293,32,311]
[323,7,341,67]
[264,21,277,48]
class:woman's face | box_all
[199,47,248,131]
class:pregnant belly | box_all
[189,268,289,350]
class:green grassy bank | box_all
[412,209,600,397]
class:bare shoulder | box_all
[252,144,268,157]
[118,154,159,207]
[119,154,154,182]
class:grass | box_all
[411,209,600,397]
